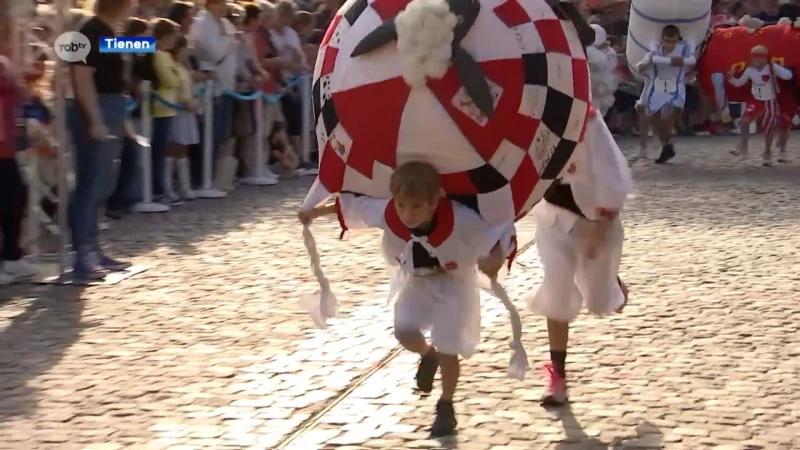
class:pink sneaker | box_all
[541,363,568,406]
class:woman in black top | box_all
[67,0,132,280]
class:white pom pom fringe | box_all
[489,278,529,380]
[300,225,338,328]
[395,0,457,87]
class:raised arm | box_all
[727,69,750,87]
[773,63,793,80]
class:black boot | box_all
[415,349,439,393]
[430,400,457,437]
[655,142,676,164]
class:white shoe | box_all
[99,221,111,231]
[0,271,15,285]
[176,159,196,200]
[3,259,38,278]
[628,148,647,164]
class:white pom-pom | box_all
[738,14,751,26]
[777,17,792,26]
[395,0,457,87]
[794,18,800,29]
[591,24,607,47]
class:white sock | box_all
[164,158,176,197]
[177,158,195,196]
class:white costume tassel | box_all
[299,225,339,328]
[489,278,529,380]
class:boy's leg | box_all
[777,126,790,162]
[543,319,569,406]
[527,220,582,406]
[655,108,677,164]
[630,103,649,162]
[763,129,774,166]
[394,296,439,394]
[431,353,459,437]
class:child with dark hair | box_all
[633,25,696,164]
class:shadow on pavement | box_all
[554,405,664,449]
[0,286,86,421]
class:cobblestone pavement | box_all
[1,135,799,450]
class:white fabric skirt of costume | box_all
[390,270,481,358]
[169,111,200,145]
[526,201,625,323]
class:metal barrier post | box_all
[240,94,276,186]
[300,76,313,164]
[132,81,170,213]
[195,80,227,198]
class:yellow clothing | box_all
[152,51,181,118]
[175,64,193,105]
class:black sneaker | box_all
[655,142,676,164]
[430,400,457,437]
[415,349,439,393]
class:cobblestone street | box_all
[1,135,799,449]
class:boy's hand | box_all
[478,244,505,278]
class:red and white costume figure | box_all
[728,48,794,137]
[334,194,516,358]
[299,0,595,380]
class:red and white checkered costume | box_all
[302,0,593,226]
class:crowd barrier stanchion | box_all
[132,81,170,213]
[300,75,313,164]
[195,79,227,199]
[239,93,276,186]
[55,0,71,276]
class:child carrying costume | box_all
[728,45,794,166]
[300,161,515,436]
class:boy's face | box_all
[751,55,767,68]
[394,193,439,229]
[661,35,679,52]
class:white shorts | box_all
[393,274,481,358]
[526,204,625,323]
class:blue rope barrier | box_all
[125,76,309,112]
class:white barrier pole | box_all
[55,0,70,275]
[240,94,276,186]
[195,80,226,198]
[132,81,170,213]
[300,76,313,164]
[24,153,41,264]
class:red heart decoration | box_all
[762,74,770,82]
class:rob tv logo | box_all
[53,32,156,62]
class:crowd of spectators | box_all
[0,0,344,282]
[584,0,799,136]
[0,0,798,283]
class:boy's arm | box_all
[727,69,750,87]
[773,63,793,80]
[300,194,388,231]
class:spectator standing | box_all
[131,0,169,20]
[779,0,799,18]
[0,21,38,283]
[150,18,182,204]
[755,0,782,21]
[188,0,240,190]
[314,0,343,31]
[271,1,315,172]
[67,0,133,280]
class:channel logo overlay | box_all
[54,32,91,63]
[53,32,156,61]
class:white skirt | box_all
[390,270,481,358]
[169,111,200,146]
[526,202,625,323]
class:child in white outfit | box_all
[299,161,516,437]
